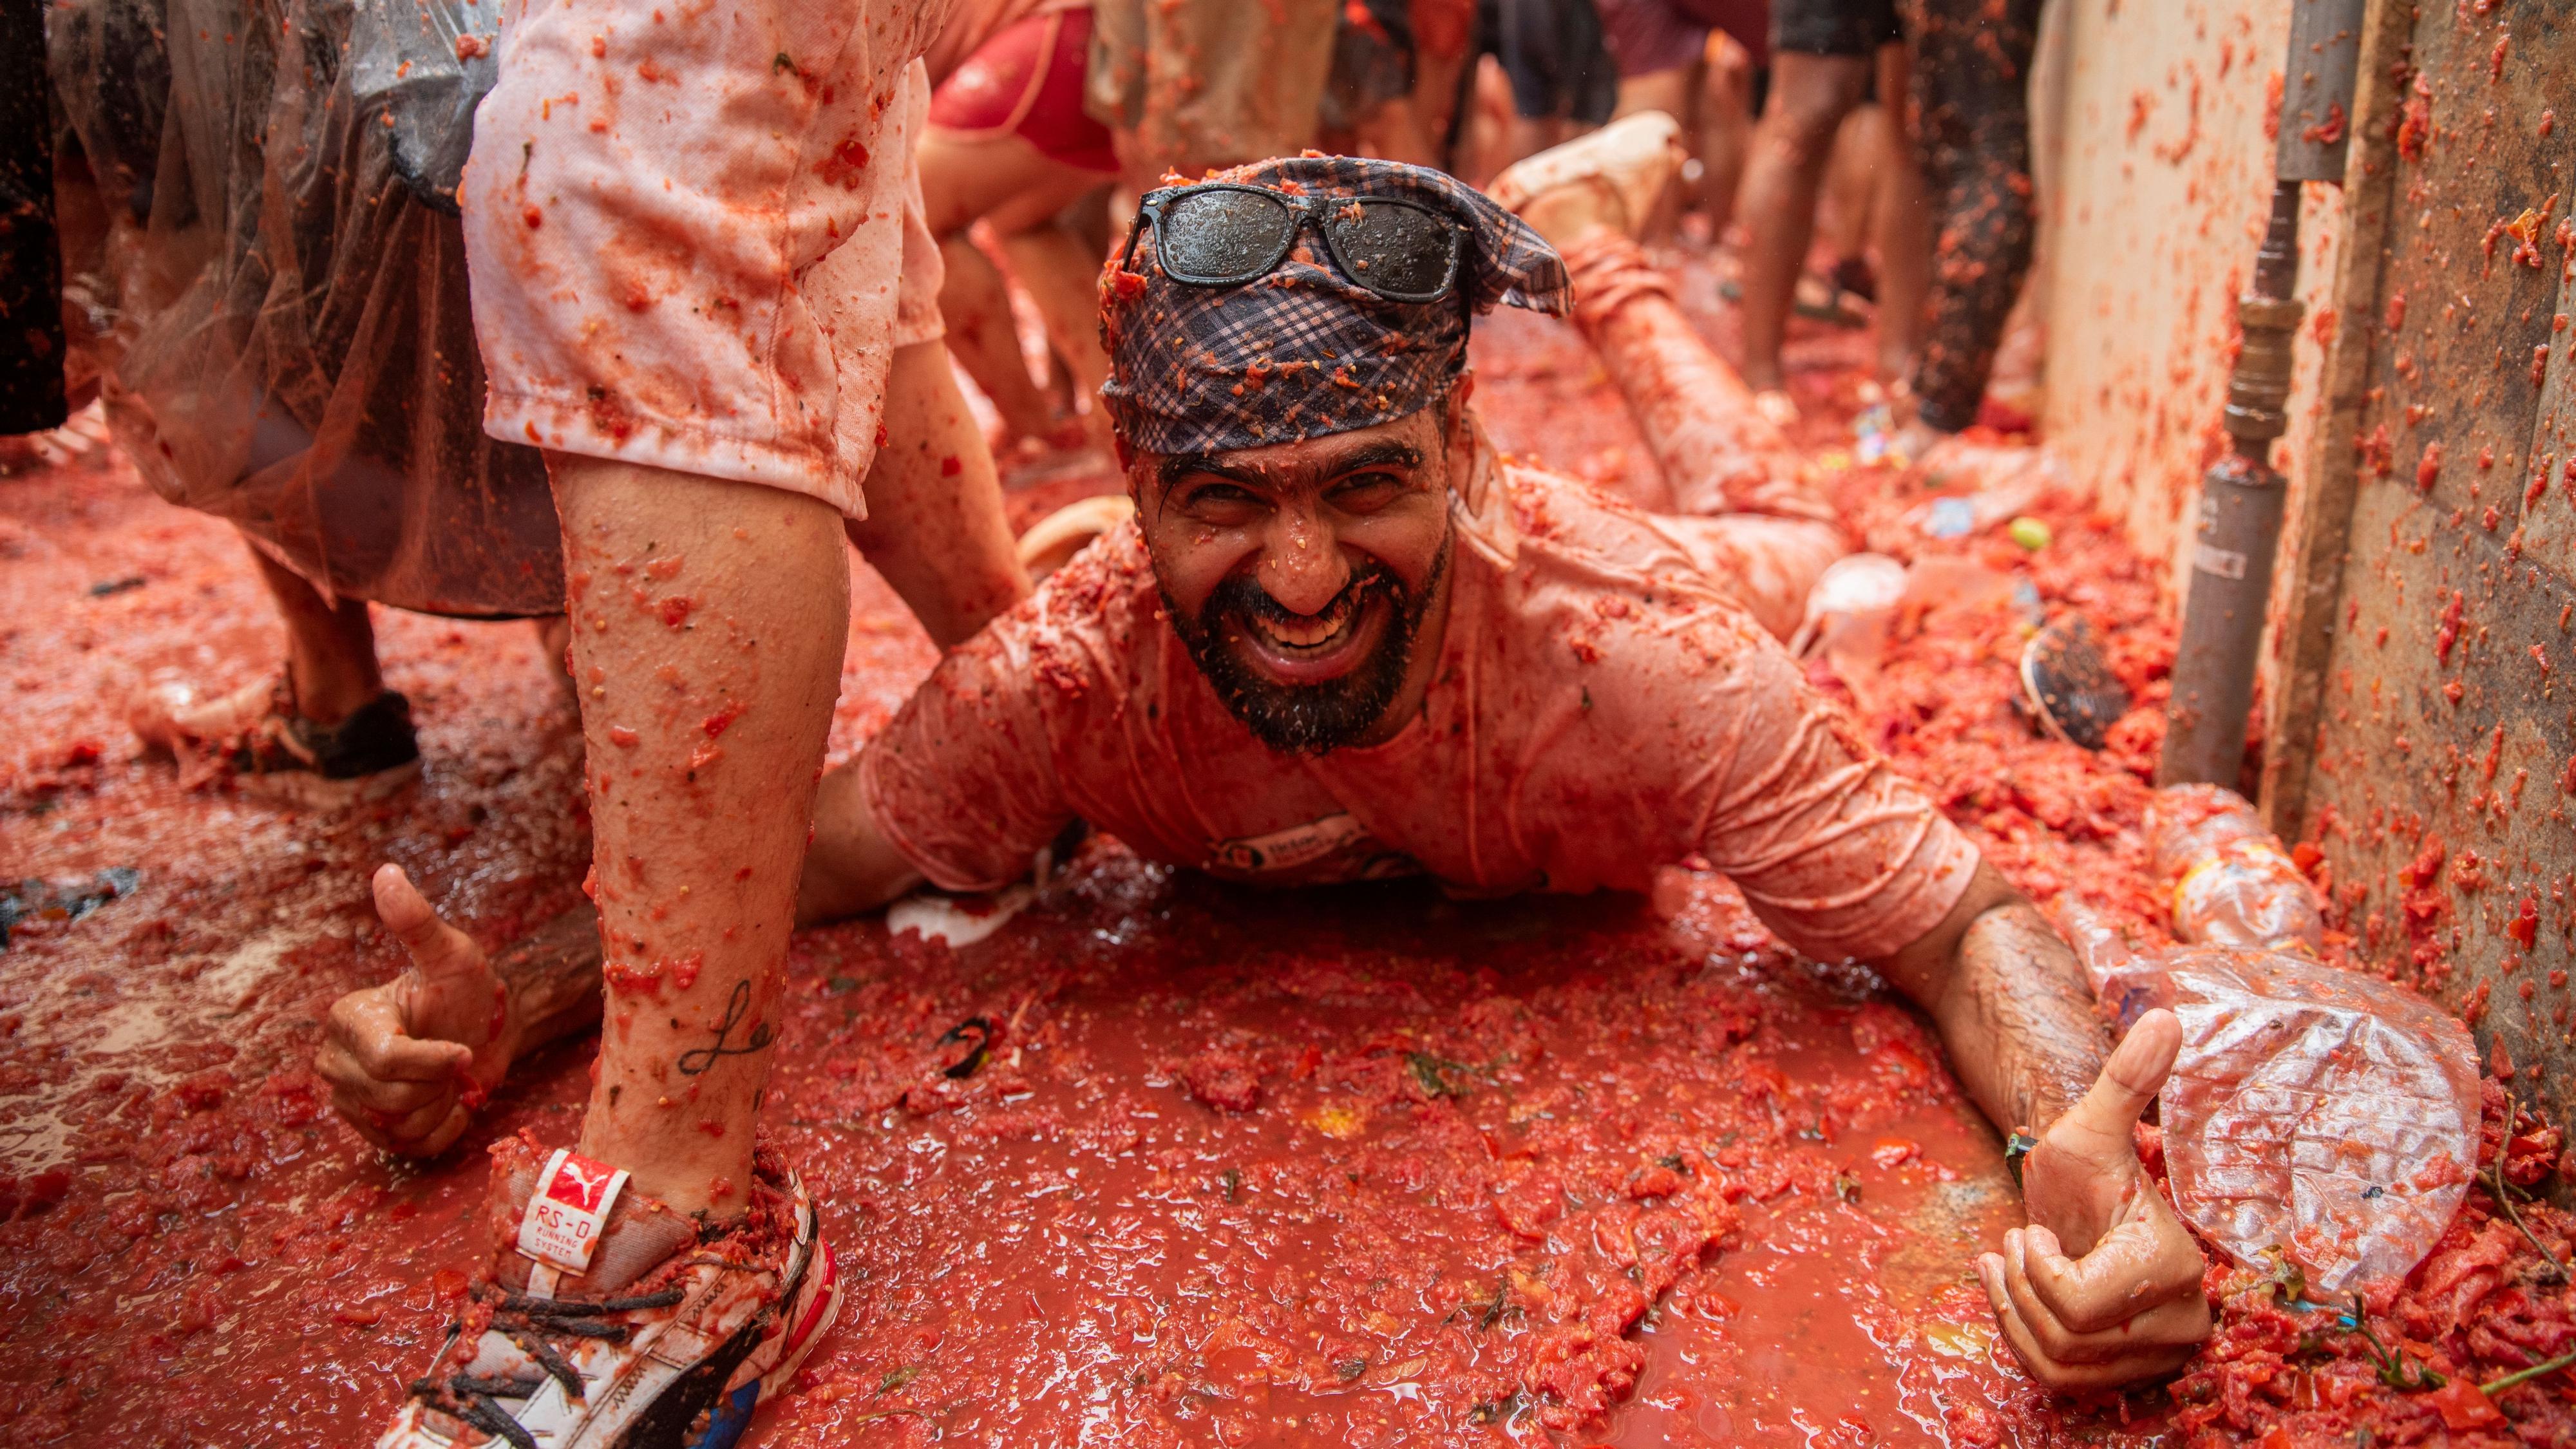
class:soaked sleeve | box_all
[1676,638,1980,962]
[857,608,1078,893]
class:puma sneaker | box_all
[375,1137,841,1449]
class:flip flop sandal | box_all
[217,683,423,806]
[1790,271,1869,327]
[1716,272,1867,327]
[2019,616,2129,750]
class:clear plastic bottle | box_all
[2145,784,2325,954]
[2054,903,2482,1291]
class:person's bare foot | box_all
[128,674,421,803]
[1490,111,1687,250]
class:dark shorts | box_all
[1770,0,1898,57]
[928,7,1118,174]
[1482,0,1618,124]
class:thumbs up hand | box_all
[1978,1009,2213,1391]
[314,866,515,1157]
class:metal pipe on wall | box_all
[2155,0,2365,788]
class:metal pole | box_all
[2156,0,2364,788]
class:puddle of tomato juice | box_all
[744,864,2152,1449]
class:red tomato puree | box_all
[1,271,2568,1447]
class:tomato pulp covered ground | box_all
[3,263,2571,1446]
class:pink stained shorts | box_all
[461,0,950,520]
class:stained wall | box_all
[2037,0,2576,1121]
[2036,0,2345,587]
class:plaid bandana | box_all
[1097,156,1571,455]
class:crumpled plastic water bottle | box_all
[2056,791,2483,1290]
[2146,784,2326,953]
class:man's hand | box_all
[314,866,513,1157]
[1978,1009,2212,1391]
[1883,874,2211,1393]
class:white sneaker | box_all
[1486,111,1687,240]
[375,1145,842,1449]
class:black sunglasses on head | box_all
[1117,183,1467,304]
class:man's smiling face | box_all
[1126,384,1472,755]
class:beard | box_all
[1164,532,1451,756]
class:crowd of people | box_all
[6,1,2172,1443]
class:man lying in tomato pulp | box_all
[325,137,2212,1416]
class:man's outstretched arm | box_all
[1876,861,2212,1391]
[1879,864,2102,1139]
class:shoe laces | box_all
[406,1283,687,1449]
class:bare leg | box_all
[314,390,1006,1169]
[550,457,849,1214]
[996,222,1116,446]
[1354,96,1439,166]
[1409,0,1477,164]
[1518,185,1845,636]
[247,545,383,726]
[1694,37,1754,238]
[1734,52,1870,396]
[845,340,1033,649]
[937,231,1057,445]
[983,178,1115,449]
[1869,40,1933,381]
[1522,188,1799,505]
[1817,103,1882,269]
[1454,55,1520,186]
[1413,50,1470,166]
[920,128,1117,445]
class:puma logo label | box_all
[548,1156,620,1213]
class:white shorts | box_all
[462,0,952,519]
